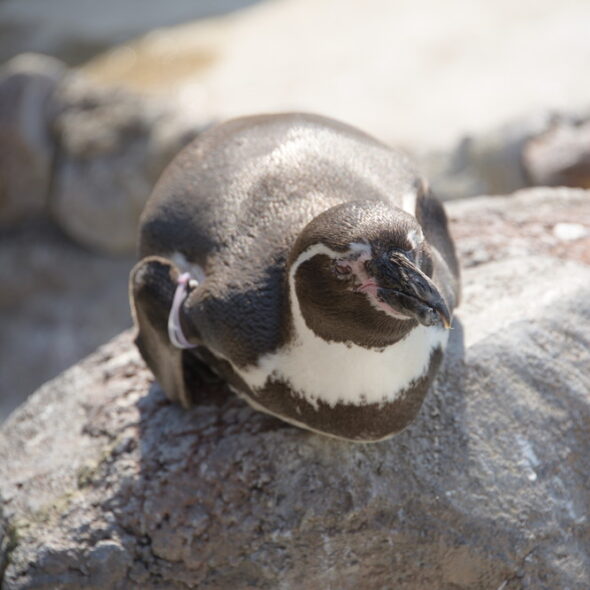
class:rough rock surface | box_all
[421,113,555,200]
[523,119,590,189]
[449,188,590,268]
[0,0,261,65]
[50,73,201,254]
[0,54,203,255]
[1,188,590,589]
[82,0,590,152]
[420,111,590,200]
[0,219,134,421]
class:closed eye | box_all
[334,262,352,276]
[391,248,415,263]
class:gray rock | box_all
[0,0,261,66]
[0,53,204,255]
[448,187,590,268]
[2,189,590,589]
[81,0,590,153]
[523,118,590,188]
[50,73,201,254]
[0,219,134,421]
[421,112,588,200]
[0,54,66,225]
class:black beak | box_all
[370,252,452,329]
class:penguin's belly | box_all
[241,324,447,407]
[229,324,448,441]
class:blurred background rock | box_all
[1,0,590,421]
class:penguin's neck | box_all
[282,273,448,408]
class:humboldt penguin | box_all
[130,113,460,442]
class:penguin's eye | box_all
[404,248,416,263]
[391,247,414,262]
[333,262,352,277]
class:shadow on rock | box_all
[109,315,496,589]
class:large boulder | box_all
[421,113,555,200]
[1,188,590,589]
[0,219,134,421]
[419,111,590,201]
[49,73,201,254]
[0,53,203,255]
[0,54,66,225]
[523,119,590,189]
[81,0,590,152]
[0,0,260,66]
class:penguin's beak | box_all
[371,252,452,329]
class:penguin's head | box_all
[288,201,451,347]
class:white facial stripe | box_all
[345,243,413,321]
[407,228,424,249]
[288,242,343,266]
[346,248,372,285]
[348,241,372,256]
[290,242,404,322]
[230,242,448,408]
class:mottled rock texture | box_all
[80,0,590,153]
[50,73,200,254]
[523,119,590,189]
[0,53,201,255]
[0,0,260,66]
[0,219,134,420]
[0,54,66,225]
[1,188,590,589]
[449,188,590,268]
[421,112,590,201]
[0,54,202,417]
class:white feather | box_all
[233,244,448,409]
[401,190,417,215]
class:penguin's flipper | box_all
[130,256,196,409]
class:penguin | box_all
[130,113,460,442]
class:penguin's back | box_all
[135,113,453,369]
[138,113,420,270]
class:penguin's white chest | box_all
[235,303,448,409]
